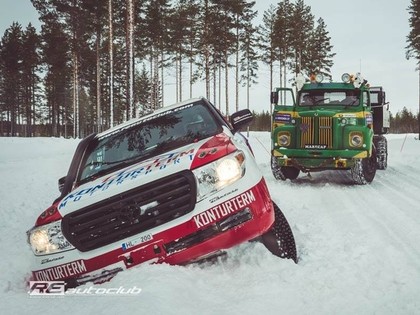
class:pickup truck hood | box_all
[57,133,236,216]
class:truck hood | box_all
[56,132,236,217]
[298,109,337,117]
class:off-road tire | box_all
[373,135,388,170]
[271,156,300,181]
[261,202,298,263]
[271,156,286,180]
[351,145,377,184]
[281,166,300,180]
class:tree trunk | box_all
[109,0,114,128]
[235,25,239,112]
[269,60,273,115]
[126,0,134,120]
[213,63,216,106]
[225,51,229,116]
[179,52,183,102]
[73,52,79,138]
[96,31,101,133]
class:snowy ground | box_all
[1,133,419,315]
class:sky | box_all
[0,0,419,115]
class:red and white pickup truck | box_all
[27,97,296,288]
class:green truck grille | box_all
[300,117,333,149]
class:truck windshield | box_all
[299,90,360,107]
[79,101,221,183]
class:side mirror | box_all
[230,109,254,131]
[271,91,279,105]
[381,91,386,105]
[58,176,66,193]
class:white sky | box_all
[0,0,418,115]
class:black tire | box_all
[271,156,300,181]
[373,135,388,170]
[261,202,298,263]
[281,166,300,180]
[271,156,286,180]
[351,145,377,184]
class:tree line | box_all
[0,0,335,138]
[390,107,420,133]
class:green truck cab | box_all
[270,73,389,184]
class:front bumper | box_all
[273,148,369,171]
[30,178,274,287]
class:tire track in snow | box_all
[343,180,420,273]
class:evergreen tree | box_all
[136,64,152,115]
[82,0,108,132]
[21,23,41,136]
[212,0,239,115]
[272,0,293,101]
[168,0,199,103]
[406,0,420,139]
[0,22,23,136]
[40,18,71,137]
[258,4,277,107]
[288,0,314,75]
[0,0,337,138]
[239,2,259,112]
[143,0,172,110]
[306,17,335,79]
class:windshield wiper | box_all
[314,98,329,105]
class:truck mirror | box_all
[58,176,66,193]
[271,91,278,105]
[230,109,254,131]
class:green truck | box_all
[270,73,390,184]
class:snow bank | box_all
[1,134,419,314]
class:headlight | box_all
[27,220,74,255]
[315,73,324,83]
[341,73,351,83]
[193,151,245,201]
[349,132,363,148]
[277,132,291,147]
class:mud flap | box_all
[261,201,298,263]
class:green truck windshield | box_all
[299,89,360,107]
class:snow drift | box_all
[0,133,419,314]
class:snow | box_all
[1,133,420,314]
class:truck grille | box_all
[62,170,197,252]
[300,116,333,148]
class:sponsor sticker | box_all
[59,149,195,209]
[342,113,357,118]
[366,113,373,125]
[34,260,87,281]
[193,190,256,228]
[274,113,292,123]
